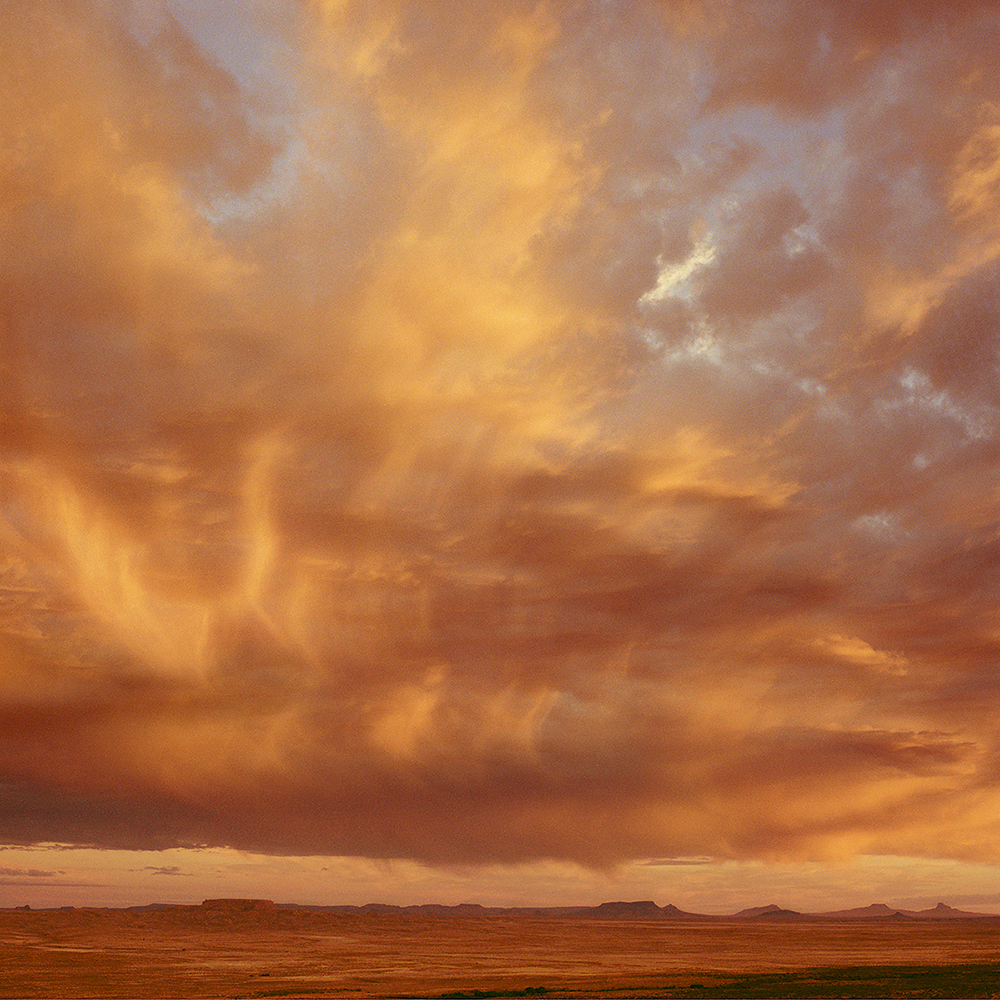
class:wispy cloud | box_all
[1,0,999,878]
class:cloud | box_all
[703,0,997,112]
[142,866,192,877]
[1,0,999,872]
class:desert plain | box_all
[4,901,1000,999]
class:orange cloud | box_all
[1,0,1000,879]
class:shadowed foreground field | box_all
[3,907,1000,998]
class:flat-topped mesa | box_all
[589,900,664,918]
[200,898,277,913]
[735,903,802,918]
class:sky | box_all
[3,0,1000,913]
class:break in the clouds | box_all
[141,865,191,876]
[2,0,1000,873]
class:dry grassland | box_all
[3,908,1000,998]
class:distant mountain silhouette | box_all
[901,902,993,919]
[817,903,903,919]
[583,900,667,918]
[311,902,490,915]
[274,899,715,919]
[79,898,999,921]
[809,901,991,920]
[564,900,712,919]
[200,898,277,913]
[660,903,705,919]
[735,903,802,918]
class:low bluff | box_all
[199,899,277,913]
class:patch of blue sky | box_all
[682,102,849,239]
[119,0,310,227]
[162,0,300,102]
[200,134,311,226]
[894,367,996,442]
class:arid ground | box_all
[3,907,1000,998]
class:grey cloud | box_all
[2,0,1000,872]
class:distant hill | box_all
[274,899,713,919]
[816,903,905,919]
[660,903,706,919]
[900,902,995,919]
[579,900,670,919]
[810,901,993,920]
[200,898,277,913]
[734,903,806,920]
[71,897,995,921]
[735,903,803,919]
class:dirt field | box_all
[3,908,1000,998]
